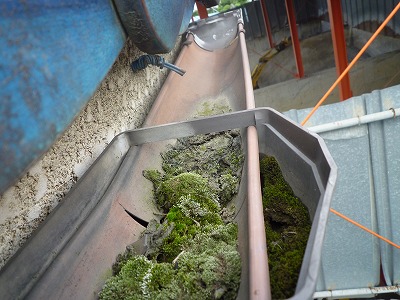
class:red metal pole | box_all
[328,0,352,101]
[196,1,208,19]
[260,0,274,48]
[285,0,304,78]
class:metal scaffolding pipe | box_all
[196,1,208,19]
[328,0,352,101]
[260,0,274,48]
[285,0,304,78]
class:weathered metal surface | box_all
[0,0,126,194]
[113,0,195,54]
[285,84,400,293]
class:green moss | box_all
[260,156,311,299]
[159,131,244,206]
[142,169,163,187]
[196,102,231,117]
[99,256,153,300]
[111,245,137,276]
[156,178,225,262]
[101,128,244,299]
[148,172,220,212]
[100,225,241,300]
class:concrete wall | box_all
[0,39,181,269]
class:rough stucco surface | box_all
[0,38,181,269]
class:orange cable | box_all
[330,208,400,250]
[301,2,400,126]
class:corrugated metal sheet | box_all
[241,1,266,39]
[248,0,400,39]
[284,84,400,291]
[316,0,399,36]
[231,0,320,40]
[341,0,399,36]
[370,86,400,286]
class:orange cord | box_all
[301,2,400,126]
[330,208,400,250]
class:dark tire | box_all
[201,0,220,8]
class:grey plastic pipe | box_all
[308,108,400,133]
[313,286,400,299]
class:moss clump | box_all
[99,256,177,300]
[159,130,244,206]
[100,129,244,299]
[196,102,232,117]
[260,156,311,300]
[141,172,225,262]
[143,172,220,212]
[99,224,241,300]
[157,193,224,262]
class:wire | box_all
[330,208,400,250]
[131,55,186,76]
[301,2,400,126]
[131,55,165,70]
